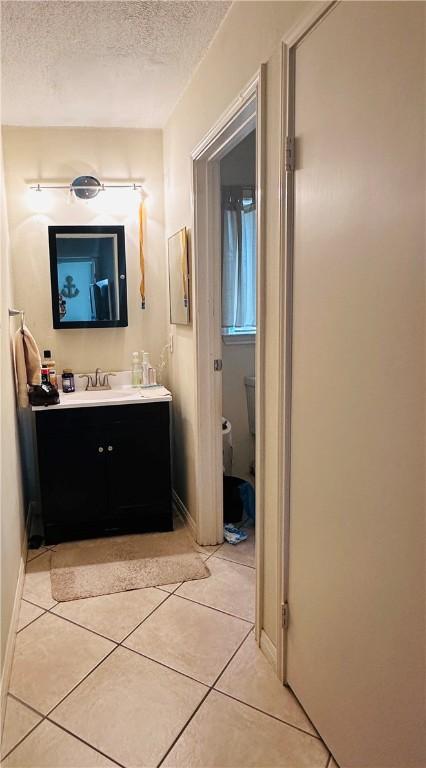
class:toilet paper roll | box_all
[222,417,233,475]
[222,417,232,437]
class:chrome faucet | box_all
[79,368,116,391]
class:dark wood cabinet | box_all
[35,403,172,544]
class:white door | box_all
[286,3,425,767]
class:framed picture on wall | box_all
[168,227,190,325]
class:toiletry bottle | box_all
[42,350,57,388]
[131,352,142,386]
[62,368,75,393]
[142,352,150,386]
[41,367,50,388]
[39,367,60,405]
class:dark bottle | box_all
[62,368,75,393]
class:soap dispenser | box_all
[142,352,150,386]
[131,352,142,386]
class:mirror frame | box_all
[168,226,190,325]
[48,225,128,329]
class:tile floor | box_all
[1,525,333,768]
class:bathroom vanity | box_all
[32,384,173,544]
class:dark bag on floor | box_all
[223,476,244,523]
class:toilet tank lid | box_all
[244,376,255,387]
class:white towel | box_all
[14,325,41,408]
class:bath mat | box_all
[50,528,210,601]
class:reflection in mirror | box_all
[168,227,190,325]
[48,226,128,329]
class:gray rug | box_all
[50,529,210,601]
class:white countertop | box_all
[31,370,172,411]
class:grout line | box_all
[170,590,254,624]
[213,689,322,741]
[20,596,57,611]
[16,603,47,634]
[0,714,44,761]
[20,598,46,610]
[46,606,121,644]
[209,552,256,571]
[156,624,254,767]
[16,614,45,634]
[121,642,212,689]
[200,551,215,562]
[44,718,125,768]
[212,552,255,569]
[284,681,322,740]
[210,623,254,689]
[119,591,174,645]
[25,548,50,564]
[156,583,183,594]
[2,693,122,768]
[156,688,212,768]
[7,692,45,718]
[46,645,118,718]
[195,546,221,556]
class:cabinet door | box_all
[38,420,108,537]
[105,404,172,532]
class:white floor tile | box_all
[124,593,250,684]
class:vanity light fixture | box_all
[29,176,144,199]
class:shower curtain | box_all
[222,190,256,332]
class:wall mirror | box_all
[48,225,128,329]
[168,227,190,325]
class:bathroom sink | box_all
[31,384,172,411]
[75,389,132,400]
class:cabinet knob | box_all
[98,446,104,453]
[107,445,114,452]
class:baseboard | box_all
[260,629,277,670]
[172,489,197,539]
[0,505,30,734]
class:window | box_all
[221,187,256,338]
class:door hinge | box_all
[282,601,289,630]
[285,136,295,172]
[214,359,223,372]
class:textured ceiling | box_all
[1,0,230,128]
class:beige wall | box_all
[164,1,312,650]
[2,128,168,376]
[1,143,25,681]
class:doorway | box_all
[191,68,265,634]
[220,130,256,556]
